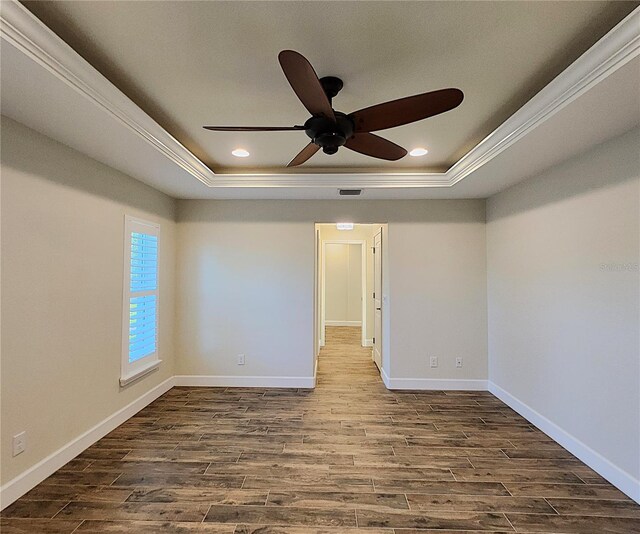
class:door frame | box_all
[320,239,367,347]
[372,228,382,369]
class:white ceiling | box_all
[1,1,639,199]
[20,0,638,173]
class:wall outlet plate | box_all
[13,431,26,456]
[429,356,438,368]
[237,354,245,365]
[456,357,463,368]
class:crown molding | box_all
[447,5,640,187]
[0,0,217,187]
[207,171,450,188]
[1,1,638,190]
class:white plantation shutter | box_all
[121,217,161,386]
[129,294,157,362]
[130,232,158,292]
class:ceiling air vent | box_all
[339,189,362,196]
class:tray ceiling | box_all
[21,0,638,174]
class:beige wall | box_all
[487,127,640,492]
[324,243,362,324]
[346,245,362,323]
[3,112,636,504]
[176,200,487,382]
[0,118,177,485]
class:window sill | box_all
[120,360,162,387]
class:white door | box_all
[373,230,382,370]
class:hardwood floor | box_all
[2,326,638,533]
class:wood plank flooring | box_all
[2,326,638,533]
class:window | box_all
[121,216,161,386]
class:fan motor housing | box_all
[304,112,354,155]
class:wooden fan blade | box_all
[345,133,407,161]
[287,142,320,167]
[203,125,305,131]
[278,50,335,121]
[351,88,464,132]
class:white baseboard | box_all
[314,359,318,385]
[174,375,315,389]
[0,376,174,510]
[10,372,635,512]
[380,369,486,391]
[489,381,640,504]
[384,376,488,391]
[363,338,373,347]
[381,366,391,389]
[325,320,361,327]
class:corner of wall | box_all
[0,377,175,510]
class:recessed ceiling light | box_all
[336,223,354,231]
[409,147,428,157]
[231,148,250,158]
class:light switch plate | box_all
[13,431,26,456]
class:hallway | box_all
[317,326,381,387]
[1,328,637,532]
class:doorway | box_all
[314,223,386,380]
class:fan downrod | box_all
[308,77,348,154]
[319,76,343,101]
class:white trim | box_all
[0,0,216,188]
[320,238,325,347]
[448,6,640,187]
[121,216,161,385]
[360,239,368,348]
[174,375,316,389]
[0,377,174,510]
[314,359,318,388]
[489,382,640,504]
[325,320,362,327]
[2,1,637,191]
[314,227,321,358]
[384,376,488,391]
[119,359,161,387]
[381,366,392,389]
[372,228,383,371]
[364,338,373,347]
[209,172,450,188]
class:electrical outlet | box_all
[237,354,245,365]
[13,432,26,456]
[429,356,438,368]
[456,357,463,368]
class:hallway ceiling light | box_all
[231,148,250,157]
[336,223,354,230]
[409,147,428,157]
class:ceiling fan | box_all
[203,50,464,167]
